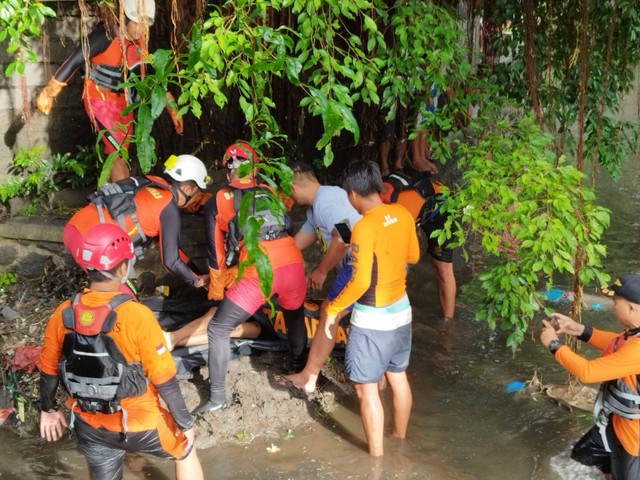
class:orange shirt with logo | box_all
[326,203,420,316]
[556,328,640,456]
[39,290,176,432]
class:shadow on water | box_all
[1,165,638,479]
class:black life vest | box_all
[381,171,446,226]
[225,186,292,267]
[594,329,640,421]
[88,63,122,91]
[58,292,148,415]
[87,176,170,256]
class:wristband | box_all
[548,339,563,355]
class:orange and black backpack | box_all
[381,171,446,226]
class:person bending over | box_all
[64,154,210,291]
[541,274,640,479]
[193,142,306,414]
[284,162,361,393]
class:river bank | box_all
[0,259,351,449]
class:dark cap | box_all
[602,274,640,304]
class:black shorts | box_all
[74,414,192,480]
[572,423,640,478]
[421,213,454,263]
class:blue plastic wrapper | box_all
[505,381,525,393]
[542,289,565,302]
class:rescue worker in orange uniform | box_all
[36,0,182,182]
[192,142,307,414]
[541,274,640,479]
[325,160,420,457]
[64,154,210,289]
[39,223,203,480]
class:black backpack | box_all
[59,293,148,415]
[87,176,169,255]
[225,186,292,267]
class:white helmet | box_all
[123,0,156,26]
[164,154,211,189]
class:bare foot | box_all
[283,371,317,393]
[412,158,438,174]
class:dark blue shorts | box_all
[326,264,354,312]
[345,323,412,383]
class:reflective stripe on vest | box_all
[594,330,640,421]
[88,63,123,91]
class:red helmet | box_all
[222,142,257,170]
[63,223,134,272]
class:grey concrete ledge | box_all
[0,215,67,243]
[0,213,206,248]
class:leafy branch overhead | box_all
[0,0,55,76]
[2,0,633,348]
[443,114,610,348]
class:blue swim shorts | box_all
[345,322,412,384]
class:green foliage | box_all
[380,1,471,149]
[490,0,640,177]
[121,0,391,287]
[0,0,55,76]
[0,272,17,288]
[0,146,95,215]
[444,113,610,348]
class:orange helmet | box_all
[222,141,257,170]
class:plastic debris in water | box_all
[283,429,294,440]
[505,381,525,393]
[591,303,603,311]
[0,408,15,426]
[542,289,565,302]
[266,444,281,453]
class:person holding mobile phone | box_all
[282,162,362,393]
[333,222,352,245]
[540,274,640,478]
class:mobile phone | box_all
[334,222,352,244]
[543,317,560,331]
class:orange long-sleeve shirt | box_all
[39,290,178,432]
[555,328,640,456]
[326,202,419,317]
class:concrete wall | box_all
[0,2,95,184]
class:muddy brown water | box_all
[0,165,638,479]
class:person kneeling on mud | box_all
[39,224,203,480]
[540,274,640,479]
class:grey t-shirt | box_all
[300,185,362,270]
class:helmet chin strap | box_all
[102,259,134,284]
[170,182,195,206]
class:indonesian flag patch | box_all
[156,343,166,355]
